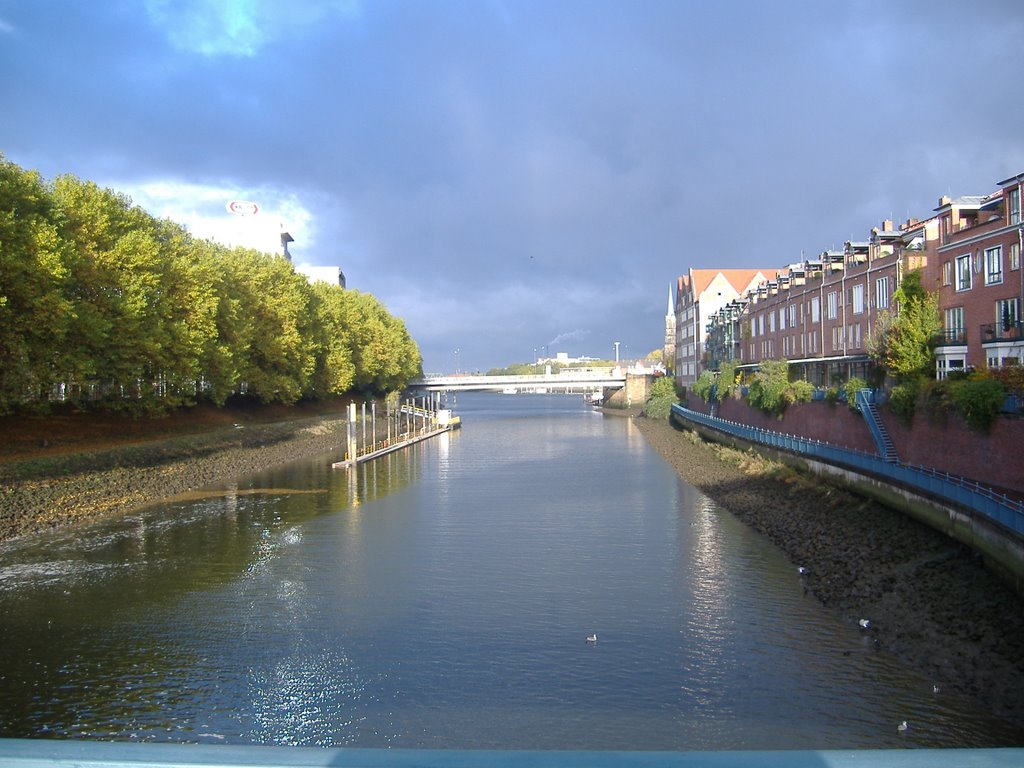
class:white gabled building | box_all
[674,268,772,387]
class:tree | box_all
[0,156,72,410]
[868,269,940,382]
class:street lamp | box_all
[613,341,620,363]
[454,348,460,375]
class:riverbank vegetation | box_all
[0,155,422,417]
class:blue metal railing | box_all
[672,404,1024,536]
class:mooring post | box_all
[347,402,357,463]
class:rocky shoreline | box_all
[2,407,1023,726]
[632,413,1024,724]
[0,415,351,542]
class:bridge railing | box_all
[671,404,1024,536]
[2,739,1022,768]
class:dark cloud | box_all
[2,0,1023,371]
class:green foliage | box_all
[718,360,739,399]
[844,376,867,410]
[0,154,422,415]
[887,378,920,426]
[824,386,841,406]
[643,375,680,420]
[692,370,717,403]
[949,375,1006,432]
[746,360,813,416]
[747,360,788,415]
[868,270,941,382]
[988,365,1024,394]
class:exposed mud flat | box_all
[0,417,349,542]
[632,414,1024,724]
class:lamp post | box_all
[454,348,460,375]
[613,341,620,364]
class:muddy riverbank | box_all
[0,415,351,541]
[633,413,1024,724]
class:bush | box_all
[844,376,867,411]
[824,386,841,406]
[888,379,920,426]
[989,365,1024,394]
[643,375,681,420]
[952,375,1006,432]
[746,360,812,415]
[718,360,740,400]
[692,370,717,403]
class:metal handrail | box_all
[671,404,1024,536]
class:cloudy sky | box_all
[2,1,1023,373]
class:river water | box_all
[0,392,1021,750]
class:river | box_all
[0,392,1021,750]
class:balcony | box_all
[981,321,1023,344]
[936,328,966,346]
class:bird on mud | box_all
[798,567,810,576]
[858,619,872,630]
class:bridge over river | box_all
[410,370,626,393]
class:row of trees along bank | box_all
[0,155,423,416]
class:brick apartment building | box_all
[930,174,1023,376]
[678,171,1023,387]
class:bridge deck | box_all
[411,372,626,391]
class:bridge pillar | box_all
[603,373,653,409]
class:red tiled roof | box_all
[689,268,772,297]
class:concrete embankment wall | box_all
[676,400,1024,596]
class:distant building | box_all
[674,268,772,387]
[295,264,347,289]
[663,285,676,376]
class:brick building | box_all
[931,174,1023,375]
[689,171,1024,385]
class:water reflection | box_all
[0,393,1022,749]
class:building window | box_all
[1010,187,1021,225]
[1011,242,1020,271]
[852,283,865,314]
[769,311,775,333]
[759,314,765,335]
[996,297,1019,332]
[826,291,838,319]
[942,261,953,286]
[811,296,820,322]
[955,254,972,291]
[876,276,891,309]
[944,307,964,343]
[985,246,1003,285]
[789,304,798,327]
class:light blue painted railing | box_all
[2,739,1024,768]
[671,404,1024,537]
